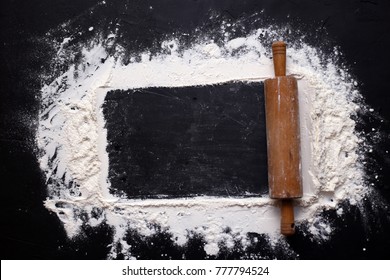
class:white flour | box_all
[37,25,368,258]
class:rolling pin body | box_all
[264,42,302,236]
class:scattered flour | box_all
[37,25,368,258]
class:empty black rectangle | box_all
[103,82,268,198]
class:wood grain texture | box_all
[264,76,302,199]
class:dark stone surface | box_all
[103,83,268,198]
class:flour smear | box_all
[37,18,369,258]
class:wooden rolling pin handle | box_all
[272,41,286,77]
[280,199,295,236]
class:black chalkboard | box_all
[103,82,268,198]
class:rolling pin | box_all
[264,41,302,236]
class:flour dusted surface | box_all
[38,24,367,258]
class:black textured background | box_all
[104,83,267,198]
[1,0,390,259]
